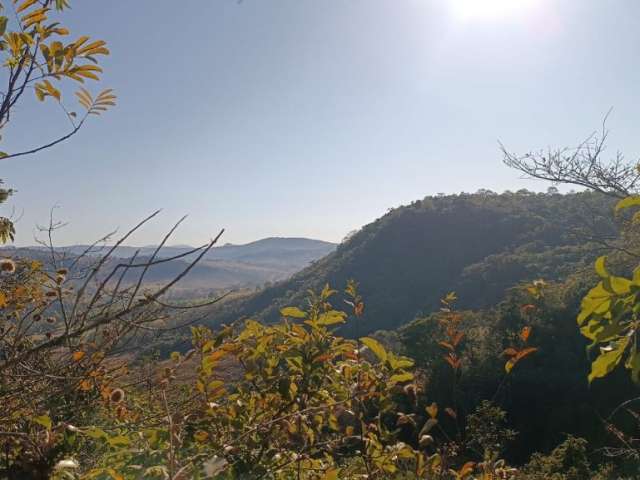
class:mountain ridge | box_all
[1,237,337,295]
[205,190,617,335]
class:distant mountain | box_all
[1,237,336,295]
[207,191,618,335]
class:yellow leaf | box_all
[426,402,438,419]
[321,469,340,480]
[360,337,387,363]
[75,87,92,109]
[280,306,306,318]
[78,379,92,391]
[595,256,609,279]
[76,39,106,55]
[21,10,47,29]
[33,415,52,430]
[16,0,38,14]
[458,461,475,479]
[615,195,640,211]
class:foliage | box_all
[464,401,517,461]
[575,194,640,385]
[209,190,617,337]
[0,0,115,244]
[0,216,224,479]
[397,277,638,464]
[577,254,640,384]
[78,283,436,479]
[521,436,594,480]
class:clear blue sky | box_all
[3,0,639,246]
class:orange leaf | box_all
[313,353,332,363]
[78,379,92,391]
[516,346,538,361]
[444,353,461,370]
[439,341,454,351]
[209,349,226,362]
[343,350,358,360]
[426,402,438,419]
[502,347,518,357]
[72,351,85,362]
[520,326,532,343]
[520,304,536,313]
[458,461,475,478]
[451,331,465,347]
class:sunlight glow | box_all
[449,0,539,22]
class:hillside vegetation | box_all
[209,190,617,335]
[2,1,640,478]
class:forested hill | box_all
[209,190,617,334]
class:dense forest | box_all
[208,190,617,334]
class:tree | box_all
[0,213,226,478]
[0,0,115,242]
[501,115,640,199]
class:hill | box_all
[207,190,618,334]
[0,237,336,295]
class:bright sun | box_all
[449,0,539,22]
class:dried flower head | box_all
[54,459,79,470]
[109,388,125,403]
[0,258,16,273]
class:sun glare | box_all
[449,0,539,22]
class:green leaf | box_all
[280,307,306,319]
[602,275,631,295]
[615,196,640,211]
[577,283,611,325]
[207,380,224,391]
[626,350,640,384]
[390,372,414,384]
[320,469,340,480]
[388,354,414,370]
[360,337,387,363]
[580,318,624,343]
[33,415,52,430]
[278,377,293,400]
[0,17,7,37]
[84,426,108,440]
[317,310,347,326]
[107,435,130,447]
[589,337,629,383]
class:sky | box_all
[2,0,640,247]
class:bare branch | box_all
[501,113,640,199]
